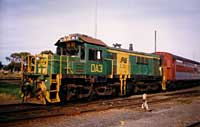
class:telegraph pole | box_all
[154,30,157,53]
[94,0,98,38]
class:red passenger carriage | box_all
[156,52,200,90]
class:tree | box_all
[5,52,31,72]
[40,50,54,55]
[0,61,3,69]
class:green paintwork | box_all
[129,56,160,77]
[28,41,160,86]
[47,55,67,74]
[84,43,107,75]
[28,37,160,89]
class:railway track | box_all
[0,103,63,123]
[74,87,200,114]
[0,86,199,123]
[0,103,44,113]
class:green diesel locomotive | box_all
[22,34,162,104]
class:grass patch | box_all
[0,81,21,98]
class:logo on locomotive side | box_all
[91,64,103,73]
[120,57,127,63]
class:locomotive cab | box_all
[53,34,112,101]
[56,37,85,60]
[55,34,108,76]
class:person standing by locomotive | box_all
[141,93,150,111]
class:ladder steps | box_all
[51,99,59,103]
[50,74,61,102]
[51,79,57,83]
[50,90,58,92]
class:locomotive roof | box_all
[173,54,200,64]
[55,33,159,58]
[108,46,160,58]
[55,33,107,47]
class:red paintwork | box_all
[156,52,174,81]
[176,64,194,73]
[156,52,200,81]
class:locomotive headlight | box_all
[36,56,40,61]
[72,36,75,40]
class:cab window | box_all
[81,45,85,60]
[97,50,102,60]
[66,42,79,55]
[89,49,102,61]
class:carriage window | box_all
[144,58,148,64]
[136,56,148,64]
[136,57,140,64]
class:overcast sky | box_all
[0,0,200,64]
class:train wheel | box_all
[59,85,67,104]
[88,88,96,101]
[133,86,139,94]
[21,82,32,103]
[126,82,133,95]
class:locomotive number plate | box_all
[91,64,103,73]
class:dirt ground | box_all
[3,92,200,127]
[0,94,20,105]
